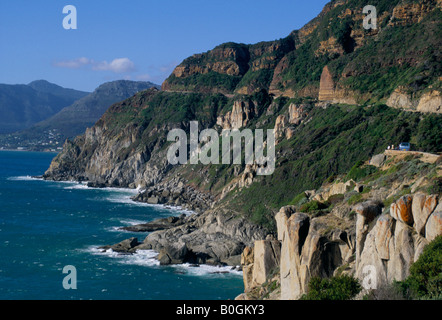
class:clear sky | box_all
[0,0,330,92]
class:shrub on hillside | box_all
[399,235,442,299]
[301,275,361,300]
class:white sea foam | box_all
[7,175,43,181]
[84,246,242,277]
[173,263,243,277]
[63,182,89,190]
[48,179,194,215]
[85,246,160,267]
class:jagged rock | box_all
[355,200,382,264]
[356,194,441,286]
[390,195,414,225]
[120,214,187,232]
[386,87,442,114]
[386,87,415,111]
[275,206,297,242]
[288,103,308,125]
[157,241,189,265]
[216,100,255,129]
[274,115,288,141]
[143,209,267,266]
[354,200,382,221]
[99,237,140,253]
[147,196,159,204]
[387,222,416,282]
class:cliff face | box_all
[162,39,296,95]
[163,0,441,111]
[44,88,171,188]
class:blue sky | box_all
[0,0,330,92]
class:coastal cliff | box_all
[44,0,442,299]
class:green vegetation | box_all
[288,192,308,206]
[301,275,362,300]
[398,236,442,299]
[300,200,329,213]
[346,161,378,181]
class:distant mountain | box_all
[0,80,89,134]
[0,80,160,150]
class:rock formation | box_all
[386,87,442,114]
[318,66,335,101]
[237,150,442,300]
[239,191,441,300]
[216,100,256,129]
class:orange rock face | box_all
[318,66,335,101]
[391,195,414,225]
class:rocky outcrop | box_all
[105,206,268,267]
[238,190,441,299]
[241,238,281,291]
[120,215,188,232]
[389,0,442,26]
[318,66,335,101]
[272,103,309,142]
[216,100,256,130]
[276,208,354,300]
[170,45,250,79]
[133,177,214,213]
[355,193,441,285]
[99,237,141,254]
[387,87,442,114]
[288,103,308,125]
[417,90,442,114]
[274,115,288,141]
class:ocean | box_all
[0,150,244,300]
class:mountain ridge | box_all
[0,81,89,134]
[0,80,160,150]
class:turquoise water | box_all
[0,151,243,300]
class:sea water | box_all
[0,151,243,300]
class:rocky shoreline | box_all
[101,205,267,267]
[42,172,268,269]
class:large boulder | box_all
[412,193,438,235]
[251,239,281,287]
[390,195,414,225]
[157,241,190,265]
[426,206,442,241]
[369,154,386,168]
[99,237,140,253]
[355,200,382,262]
[374,215,395,260]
